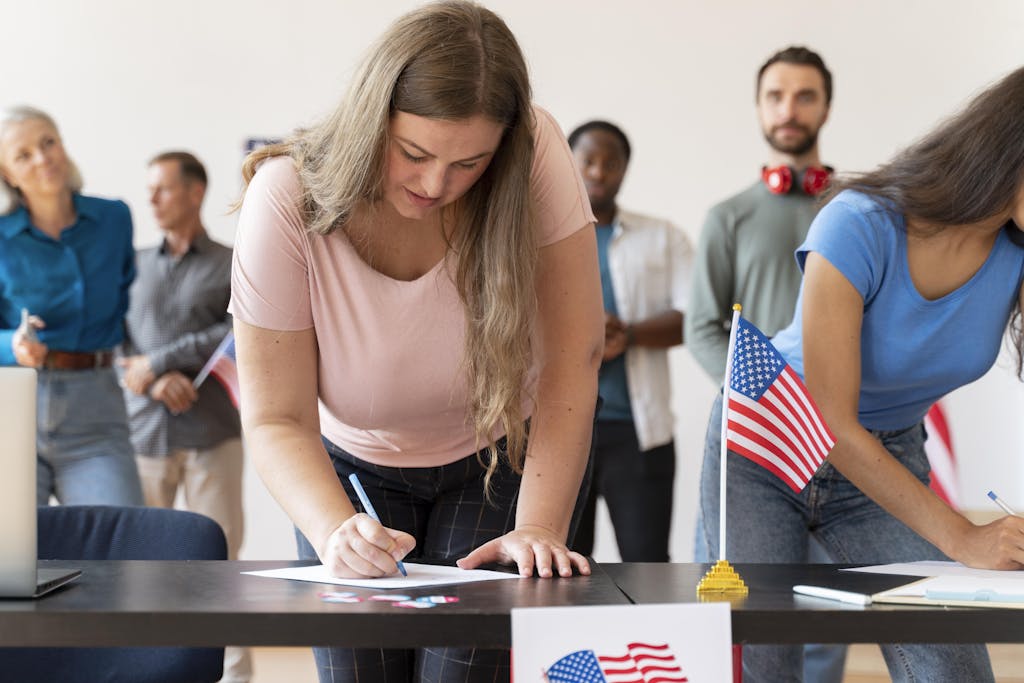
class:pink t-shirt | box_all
[230,105,594,467]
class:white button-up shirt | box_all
[606,209,693,450]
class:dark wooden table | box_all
[0,560,629,648]
[603,562,1024,644]
[5,561,1018,648]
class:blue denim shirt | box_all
[0,194,135,365]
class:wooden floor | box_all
[250,648,316,682]
[247,644,1024,682]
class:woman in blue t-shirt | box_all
[698,67,1024,682]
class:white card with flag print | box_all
[512,603,731,683]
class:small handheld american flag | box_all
[193,331,239,408]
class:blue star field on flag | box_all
[729,317,785,401]
[546,650,606,683]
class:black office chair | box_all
[0,505,227,683]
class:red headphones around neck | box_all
[761,165,833,196]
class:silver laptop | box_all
[0,367,79,598]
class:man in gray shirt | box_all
[687,47,845,683]
[119,151,250,682]
[687,46,833,380]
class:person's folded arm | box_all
[628,309,683,348]
[148,318,233,376]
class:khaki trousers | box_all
[136,437,251,683]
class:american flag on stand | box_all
[193,331,239,408]
[545,642,688,683]
[924,401,959,508]
[725,315,836,492]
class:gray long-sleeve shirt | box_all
[121,232,240,456]
[686,181,821,383]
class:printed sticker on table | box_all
[416,595,459,604]
[512,603,732,682]
[370,594,411,602]
[395,600,435,609]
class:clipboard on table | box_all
[873,575,1024,609]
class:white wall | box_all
[3,0,1023,561]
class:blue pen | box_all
[348,473,407,576]
[987,490,1017,516]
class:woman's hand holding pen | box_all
[456,524,591,578]
[319,514,415,579]
[949,514,1024,571]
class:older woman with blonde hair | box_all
[231,1,603,682]
[0,106,143,506]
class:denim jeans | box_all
[696,392,993,683]
[35,368,144,506]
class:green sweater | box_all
[685,181,821,382]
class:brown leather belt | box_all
[43,350,114,370]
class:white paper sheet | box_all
[242,562,521,589]
[842,560,1024,580]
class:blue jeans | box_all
[36,368,144,506]
[694,514,847,682]
[697,392,992,683]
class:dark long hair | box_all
[834,65,1024,377]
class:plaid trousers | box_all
[296,430,594,683]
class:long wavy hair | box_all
[240,1,537,487]
[0,106,84,215]
[832,65,1024,377]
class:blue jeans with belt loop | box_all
[35,367,144,506]
[696,392,993,683]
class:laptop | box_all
[0,367,80,598]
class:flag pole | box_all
[697,303,748,598]
[718,304,742,560]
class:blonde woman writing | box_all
[230,2,603,682]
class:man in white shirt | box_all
[568,120,692,561]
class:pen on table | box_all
[348,473,407,576]
[792,584,872,606]
[987,490,1017,516]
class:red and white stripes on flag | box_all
[924,401,959,509]
[545,642,689,683]
[725,315,836,492]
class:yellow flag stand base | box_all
[696,560,749,598]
